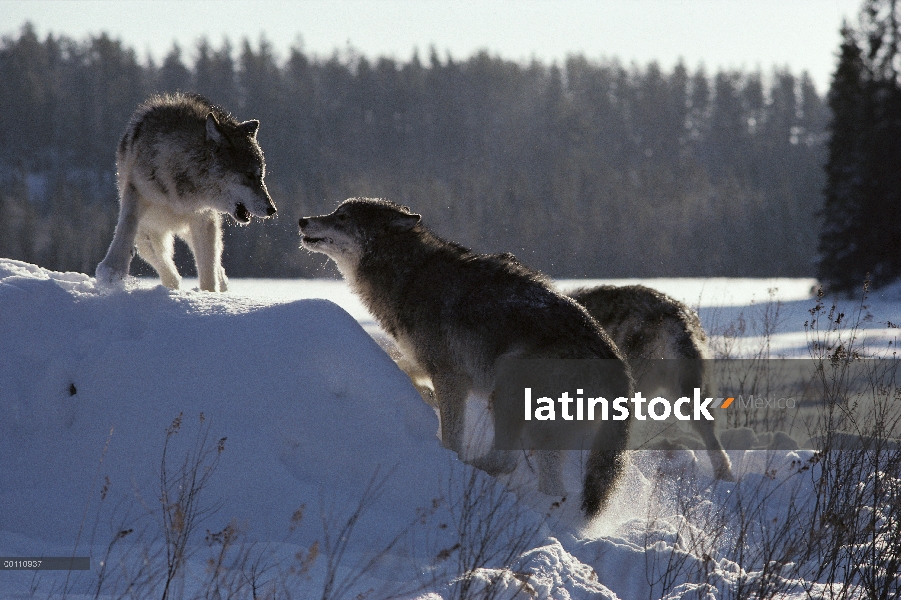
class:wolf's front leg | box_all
[96,183,143,286]
[459,388,518,474]
[432,371,471,455]
[135,229,180,290]
[187,212,227,292]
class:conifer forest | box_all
[0,21,847,280]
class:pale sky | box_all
[1,0,864,93]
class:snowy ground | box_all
[1,260,899,599]
[221,275,901,359]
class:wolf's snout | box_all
[298,217,308,228]
[262,193,277,217]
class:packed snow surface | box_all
[1,260,899,598]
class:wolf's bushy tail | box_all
[581,420,630,517]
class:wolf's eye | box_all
[337,213,347,222]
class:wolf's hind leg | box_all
[96,183,143,284]
[185,212,226,292]
[135,230,181,290]
[682,361,734,481]
[692,420,734,481]
[537,450,566,496]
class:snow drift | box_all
[2,259,898,599]
[0,260,457,562]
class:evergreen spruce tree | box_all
[157,43,191,94]
[818,26,873,291]
[819,1,901,291]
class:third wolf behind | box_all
[570,284,734,481]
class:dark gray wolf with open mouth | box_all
[299,198,634,519]
[96,93,276,292]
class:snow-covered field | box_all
[1,259,899,599]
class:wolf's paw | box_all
[217,265,229,292]
[159,272,182,290]
[467,449,518,477]
[538,474,567,497]
[713,463,736,482]
[95,262,126,288]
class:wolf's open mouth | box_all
[302,235,333,245]
[235,203,251,223]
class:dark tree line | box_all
[0,22,827,279]
[819,0,901,292]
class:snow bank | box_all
[2,260,896,599]
[0,259,453,550]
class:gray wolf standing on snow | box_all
[96,93,276,292]
[299,198,634,518]
[570,285,734,481]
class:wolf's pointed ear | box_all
[206,113,224,144]
[389,212,421,231]
[239,120,260,137]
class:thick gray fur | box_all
[299,198,634,518]
[96,93,276,292]
[570,285,734,481]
